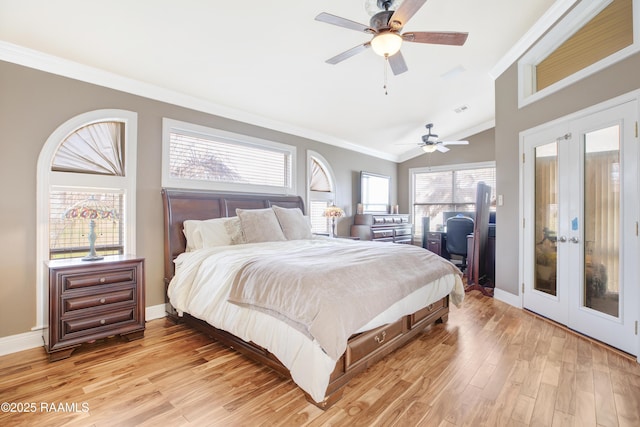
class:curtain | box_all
[584,150,620,293]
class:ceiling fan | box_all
[419,123,469,153]
[315,0,468,76]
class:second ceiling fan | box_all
[315,0,468,75]
[419,123,469,153]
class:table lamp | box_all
[64,196,118,261]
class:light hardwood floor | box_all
[1,291,639,426]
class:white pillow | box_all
[183,217,234,250]
[182,220,204,251]
[272,205,312,240]
[236,208,286,243]
[199,217,235,248]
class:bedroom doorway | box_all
[521,99,638,355]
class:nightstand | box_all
[43,255,145,361]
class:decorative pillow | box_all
[272,205,312,240]
[236,208,286,243]
[224,216,246,245]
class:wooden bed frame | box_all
[161,188,450,409]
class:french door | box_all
[522,100,638,355]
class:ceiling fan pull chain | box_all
[383,54,389,95]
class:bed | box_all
[162,189,464,409]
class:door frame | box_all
[518,90,640,361]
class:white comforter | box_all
[168,237,464,403]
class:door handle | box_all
[569,237,580,244]
[558,236,567,242]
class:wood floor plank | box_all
[555,361,577,415]
[593,369,619,427]
[529,382,557,426]
[574,389,598,427]
[1,293,639,426]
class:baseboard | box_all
[0,330,44,356]
[0,304,167,357]
[145,303,168,321]
[493,288,522,308]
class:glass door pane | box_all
[583,125,620,317]
[534,142,559,296]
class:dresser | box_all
[350,214,413,244]
[44,255,145,361]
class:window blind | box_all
[169,132,291,188]
[412,165,496,235]
[536,0,633,91]
[49,191,124,259]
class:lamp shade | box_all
[323,205,345,218]
[370,32,402,57]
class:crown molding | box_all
[0,41,398,162]
[490,0,579,80]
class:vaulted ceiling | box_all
[0,0,559,161]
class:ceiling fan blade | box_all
[388,51,408,75]
[325,42,371,65]
[403,31,469,46]
[388,0,428,30]
[436,145,450,153]
[442,141,470,146]
[315,12,373,33]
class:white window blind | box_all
[412,163,495,236]
[309,200,331,234]
[49,191,124,259]
[163,119,296,194]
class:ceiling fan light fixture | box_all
[370,32,402,57]
[421,144,438,153]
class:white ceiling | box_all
[0,0,560,162]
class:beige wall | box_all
[0,60,397,338]
[494,51,640,295]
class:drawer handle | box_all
[100,319,106,325]
[99,298,106,304]
[427,303,434,311]
[99,277,106,283]
[374,331,387,344]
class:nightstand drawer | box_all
[61,267,137,292]
[62,308,136,335]
[63,287,135,313]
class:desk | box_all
[423,232,449,259]
[423,229,495,283]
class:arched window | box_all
[35,109,137,329]
[307,151,337,234]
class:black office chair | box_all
[446,216,475,271]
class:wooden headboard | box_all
[161,188,304,289]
